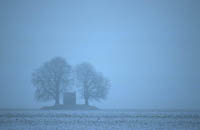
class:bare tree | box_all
[32,57,71,105]
[75,62,110,105]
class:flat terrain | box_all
[0,109,200,130]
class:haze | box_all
[0,0,200,109]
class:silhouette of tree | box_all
[32,57,71,105]
[75,62,110,105]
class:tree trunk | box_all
[84,84,89,105]
[55,92,60,105]
[85,98,89,106]
[54,81,60,106]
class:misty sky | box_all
[0,0,200,109]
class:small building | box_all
[63,92,76,106]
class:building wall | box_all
[63,92,76,106]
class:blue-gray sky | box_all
[0,0,200,109]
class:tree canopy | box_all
[32,57,71,105]
[75,62,111,105]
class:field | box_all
[0,109,200,130]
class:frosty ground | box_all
[0,109,200,130]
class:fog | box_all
[0,0,200,109]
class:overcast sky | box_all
[0,0,200,109]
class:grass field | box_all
[0,109,200,130]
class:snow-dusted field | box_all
[0,109,200,130]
